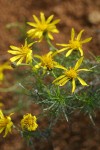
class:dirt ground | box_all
[0,0,100,150]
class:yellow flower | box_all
[8,40,35,65]
[21,113,38,131]
[34,51,62,74]
[57,28,92,57]
[27,12,60,41]
[0,62,12,82]
[0,110,14,137]
[53,57,90,93]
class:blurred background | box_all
[0,0,100,150]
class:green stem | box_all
[51,71,57,78]
[0,84,18,92]
[45,35,57,51]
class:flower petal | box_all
[40,12,45,23]
[54,64,67,70]
[50,28,59,33]
[59,78,69,86]
[79,48,83,56]
[77,29,84,41]
[10,46,20,51]
[48,33,54,40]
[66,49,73,57]
[8,50,21,55]
[33,15,40,24]
[77,68,90,72]
[56,43,69,47]
[81,37,92,44]
[71,28,75,41]
[52,75,66,83]
[57,47,69,53]
[74,57,83,70]
[10,55,21,62]
[51,19,60,25]
[27,22,37,27]
[46,15,54,23]
[77,77,88,86]
[16,57,24,65]
[0,110,4,118]
[0,72,4,81]
[72,79,76,93]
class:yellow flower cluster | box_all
[7,12,92,93]
[0,110,38,137]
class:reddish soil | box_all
[0,0,100,150]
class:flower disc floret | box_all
[21,113,38,131]
[34,51,62,74]
[41,54,54,70]
[69,40,81,49]
[65,68,77,78]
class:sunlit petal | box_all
[0,110,4,118]
[52,75,66,83]
[10,46,20,51]
[79,48,83,56]
[77,77,88,86]
[57,47,69,53]
[74,57,83,70]
[81,37,92,44]
[48,33,54,40]
[71,28,75,40]
[27,22,37,27]
[33,15,40,24]
[54,64,67,70]
[56,43,70,47]
[77,29,84,41]
[16,57,24,65]
[10,55,21,62]
[72,79,76,93]
[40,12,45,23]
[77,68,90,72]
[46,15,54,23]
[59,77,69,86]
[66,49,73,57]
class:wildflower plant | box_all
[0,12,100,149]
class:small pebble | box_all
[88,11,100,24]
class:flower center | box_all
[24,118,34,127]
[0,118,9,128]
[41,55,54,70]
[69,40,81,49]
[38,23,48,31]
[22,46,31,54]
[65,68,77,78]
